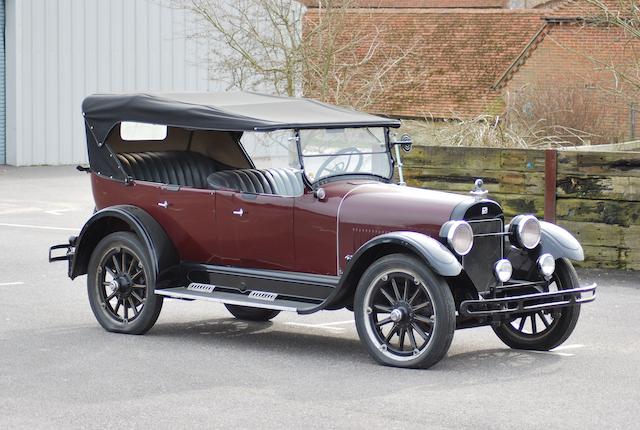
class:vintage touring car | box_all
[50,92,596,368]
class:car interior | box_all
[106,124,305,196]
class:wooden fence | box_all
[403,146,640,270]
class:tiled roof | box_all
[495,0,636,89]
[538,0,633,17]
[305,9,546,119]
[301,0,506,8]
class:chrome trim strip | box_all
[248,291,278,301]
[155,289,298,312]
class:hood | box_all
[335,182,502,265]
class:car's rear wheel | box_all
[225,304,280,321]
[87,232,163,334]
[354,254,456,369]
[492,258,581,351]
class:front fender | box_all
[351,232,463,277]
[310,231,461,313]
[540,221,584,261]
[70,205,179,287]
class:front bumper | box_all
[459,283,597,318]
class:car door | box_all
[152,185,218,263]
[215,189,295,270]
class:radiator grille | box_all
[463,218,504,293]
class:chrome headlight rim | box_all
[537,253,556,277]
[494,259,513,283]
[441,220,474,256]
[510,214,541,250]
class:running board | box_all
[154,285,320,313]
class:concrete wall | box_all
[5,0,218,166]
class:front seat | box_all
[206,168,304,197]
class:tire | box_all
[87,231,163,335]
[225,304,280,321]
[354,254,456,369]
[492,258,581,351]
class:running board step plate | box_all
[154,286,319,313]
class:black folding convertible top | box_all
[83,92,401,145]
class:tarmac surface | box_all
[0,165,638,429]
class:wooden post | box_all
[544,149,557,223]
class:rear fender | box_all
[70,205,179,287]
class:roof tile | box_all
[305,9,546,118]
[302,0,506,8]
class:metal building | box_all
[4,0,218,166]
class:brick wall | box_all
[504,23,640,141]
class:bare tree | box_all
[582,0,640,91]
[168,0,422,110]
[302,3,422,109]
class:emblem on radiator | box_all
[187,283,215,294]
[248,291,278,302]
[482,206,488,215]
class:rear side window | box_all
[120,122,168,141]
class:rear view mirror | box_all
[391,133,413,152]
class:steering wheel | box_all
[315,147,364,178]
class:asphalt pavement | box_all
[0,165,638,429]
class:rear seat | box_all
[116,151,230,189]
[206,168,304,197]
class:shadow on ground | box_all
[146,317,564,378]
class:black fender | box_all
[539,221,584,261]
[506,221,584,280]
[314,231,461,312]
[349,232,462,277]
[70,205,179,288]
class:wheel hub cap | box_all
[106,279,119,291]
[390,308,405,323]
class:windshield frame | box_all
[294,127,394,186]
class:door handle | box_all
[158,201,169,208]
[233,208,244,217]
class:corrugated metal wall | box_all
[6,0,219,166]
[0,1,5,164]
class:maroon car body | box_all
[50,92,596,368]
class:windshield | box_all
[240,129,300,170]
[300,128,392,183]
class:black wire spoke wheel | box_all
[87,232,163,335]
[365,272,436,358]
[493,258,581,351]
[355,254,455,369]
[97,246,147,324]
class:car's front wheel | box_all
[87,232,163,334]
[492,258,581,351]
[354,254,456,369]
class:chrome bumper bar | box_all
[459,283,597,317]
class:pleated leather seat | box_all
[116,151,229,189]
[206,168,304,197]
